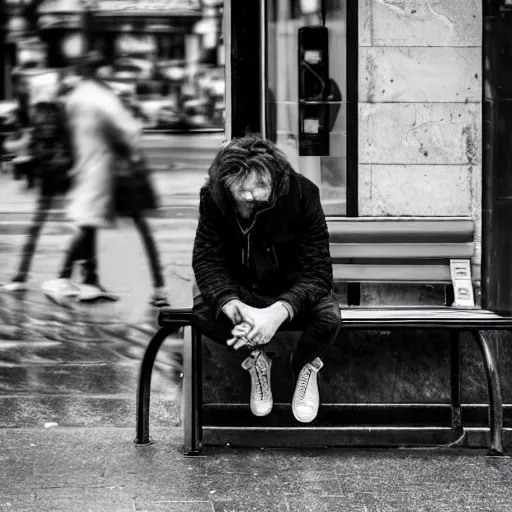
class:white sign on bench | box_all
[450,259,475,308]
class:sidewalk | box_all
[3,427,512,512]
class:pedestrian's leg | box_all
[58,227,90,280]
[131,211,168,306]
[132,212,165,288]
[76,227,119,302]
[289,293,342,423]
[9,192,53,285]
[79,227,98,285]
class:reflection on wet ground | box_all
[0,287,186,427]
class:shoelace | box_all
[253,356,270,400]
[297,367,312,401]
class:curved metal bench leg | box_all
[135,326,174,445]
[450,331,465,444]
[471,330,504,455]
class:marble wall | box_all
[357,0,482,267]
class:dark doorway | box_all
[482,0,512,314]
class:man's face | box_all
[229,170,272,216]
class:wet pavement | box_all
[2,427,512,512]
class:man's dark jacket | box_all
[192,166,334,318]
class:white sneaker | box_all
[292,357,324,423]
[77,284,119,302]
[41,278,80,306]
[1,281,28,292]
[241,350,273,417]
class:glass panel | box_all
[266,0,347,215]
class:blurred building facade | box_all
[0,0,225,131]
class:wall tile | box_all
[372,0,481,47]
[360,47,481,102]
[359,164,473,216]
[359,103,481,165]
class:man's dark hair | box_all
[207,135,291,212]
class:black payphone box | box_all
[298,26,330,157]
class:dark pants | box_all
[57,209,165,288]
[12,191,54,283]
[132,211,165,289]
[59,226,98,284]
[192,287,342,371]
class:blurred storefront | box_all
[0,0,226,132]
[85,0,224,131]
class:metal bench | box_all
[135,216,512,455]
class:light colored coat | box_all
[65,79,141,227]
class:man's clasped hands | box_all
[222,299,290,350]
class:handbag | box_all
[114,155,159,215]
[29,102,74,194]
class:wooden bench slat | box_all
[330,243,475,260]
[327,217,474,243]
[333,264,481,283]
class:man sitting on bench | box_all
[192,135,342,423]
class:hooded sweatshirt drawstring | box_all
[235,201,275,267]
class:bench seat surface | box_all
[158,306,512,329]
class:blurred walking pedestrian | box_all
[41,51,168,307]
[1,98,74,292]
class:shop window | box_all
[89,11,225,133]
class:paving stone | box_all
[0,395,181,427]
[0,493,37,512]
[34,487,135,512]
[137,502,213,512]
[0,362,172,395]
[211,499,290,512]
